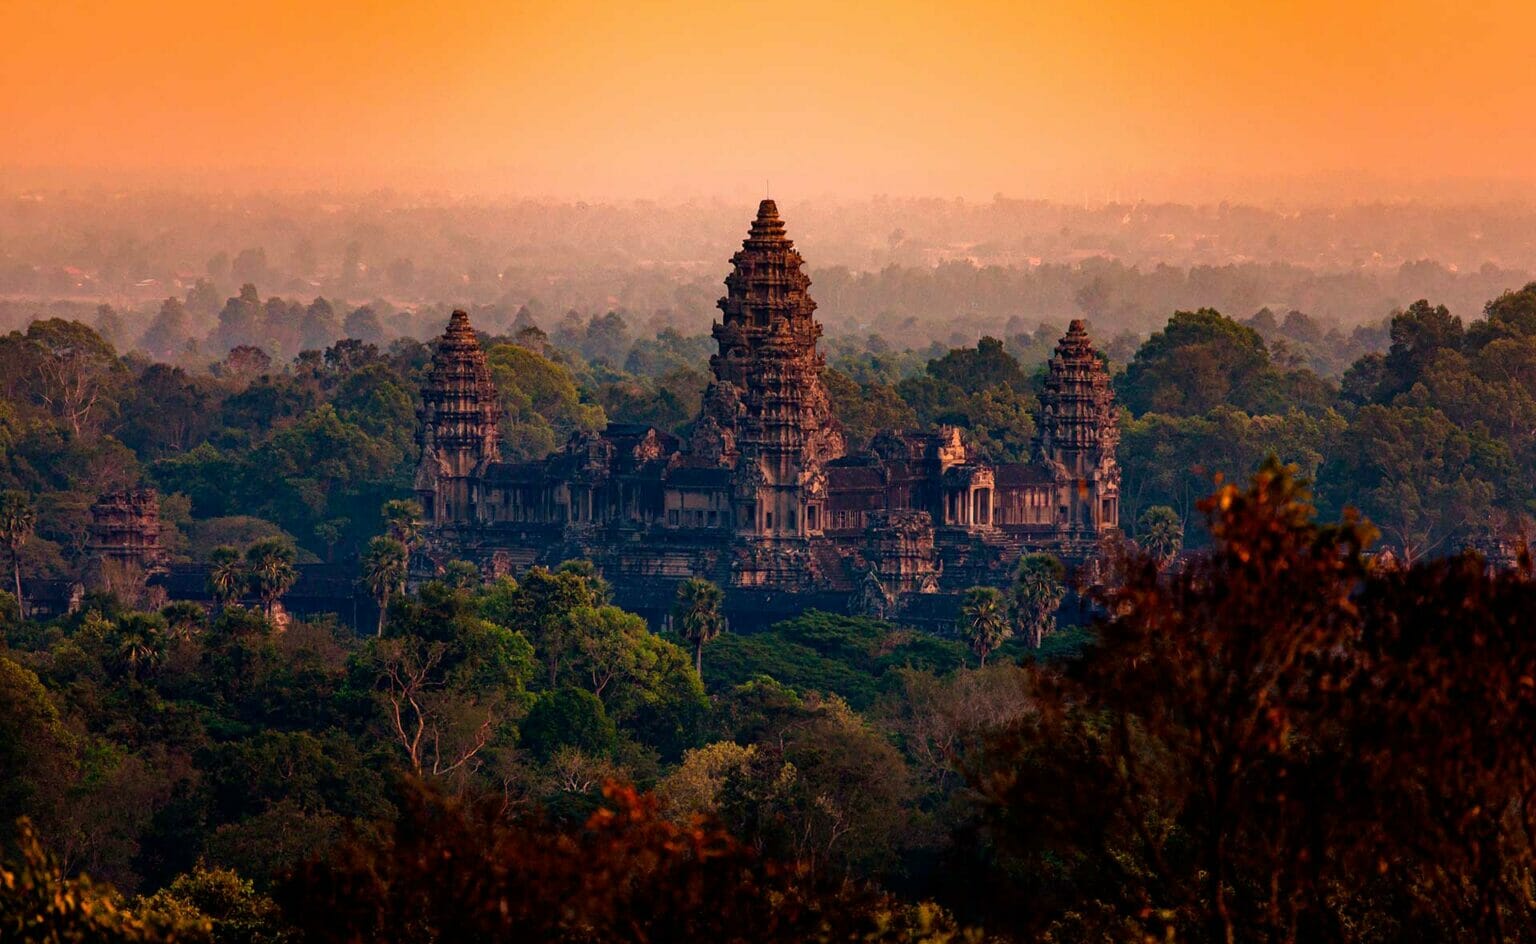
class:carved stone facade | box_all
[414,309,503,528]
[87,487,169,600]
[88,488,169,576]
[415,201,1120,622]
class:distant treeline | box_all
[5,191,1536,351]
[0,255,1523,366]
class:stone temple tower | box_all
[693,200,846,584]
[88,487,169,579]
[415,309,502,526]
[1034,319,1120,541]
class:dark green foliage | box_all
[520,687,618,760]
[703,611,967,710]
[925,336,1028,394]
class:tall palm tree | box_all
[362,536,408,636]
[383,499,424,550]
[245,538,298,623]
[1010,553,1067,648]
[0,490,36,611]
[162,601,206,641]
[959,585,1010,666]
[1137,505,1185,569]
[114,615,164,680]
[207,545,246,610]
[672,577,725,679]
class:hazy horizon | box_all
[5,0,1536,204]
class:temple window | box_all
[668,510,679,526]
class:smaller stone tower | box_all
[1034,320,1120,541]
[415,310,503,526]
[88,488,169,578]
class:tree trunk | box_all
[10,545,22,612]
[376,590,388,637]
[695,640,704,680]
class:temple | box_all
[87,488,169,581]
[414,200,1120,625]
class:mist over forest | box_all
[6,191,1536,355]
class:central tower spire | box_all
[710,199,825,385]
[693,201,844,582]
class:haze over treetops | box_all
[4,0,1535,201]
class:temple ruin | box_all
[414,200,1120,625]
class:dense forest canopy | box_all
[3,269,1535,579]
[9,195,1536,941]
[7,454,1536,941]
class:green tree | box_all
[672,577,725,679]
[244,539,297,622]
[926,336,1028,395]
[1323,405,1497,563]
[364,582,536,779]
[1,818,211,943]
[112,614,165,681]
[1378,299,1464,401]
[0,656,79,841]
[137,866,286,944]
[958,586,1009,665]
[484,343,606,460]
[21,319,122,437]
[519,686,618,761]
[440,559,481,590]
[380,498,424,550]
[496,567,599,687]
[1009,554,1066,648]
[0,490,36,608]
[1118,308,1270,416]
[1136,504,1184,567]
[207,546,246,609]
[139,297,191,360]
[361,536,408,636]
[570,605,651,699]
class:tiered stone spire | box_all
[1035,319,1118,472]
[416,310,502,525]
[1034,319,1120,536]
[88,488,168,575]
[699,200,844,552]
[705,200,843,461]
[711,199,824,382]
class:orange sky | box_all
[2,0,1533,201]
